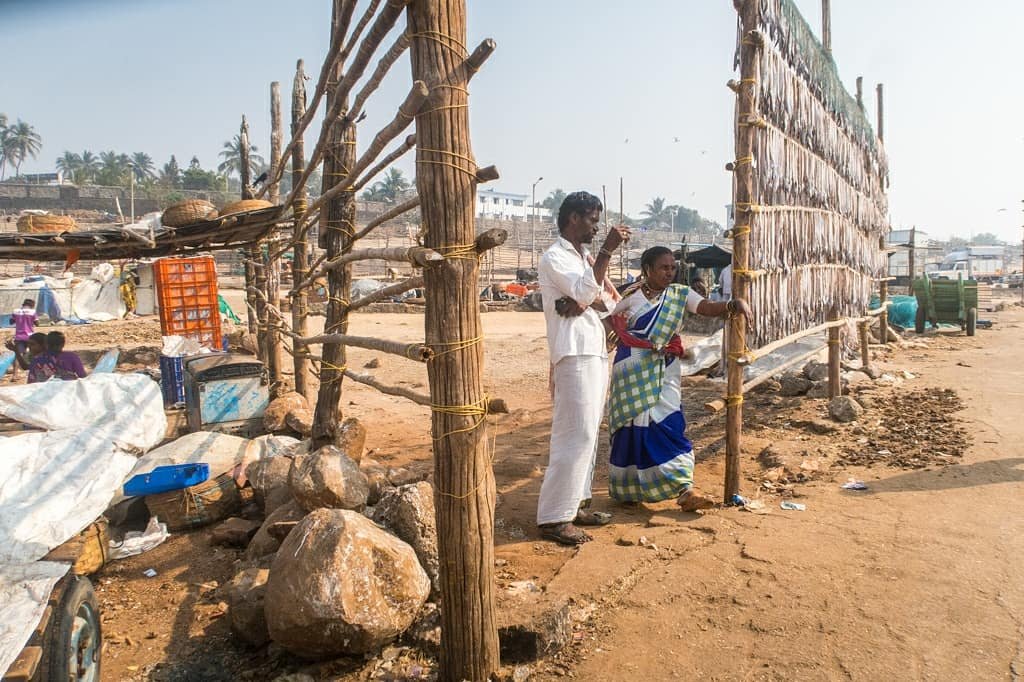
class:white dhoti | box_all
[537,355,609,526]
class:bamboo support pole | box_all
[878,236,890,340]
[291,59,313,401]
[858,320,870,369]
[738,318,846,364]
[726,0,762,504]
[408,0,499,676]
[265,82,285,387]
[876,83,885,143]
[856,76,864,110]
[240,116,259,336]
[349,275,424,311]
[286,0,411,215]
[352,196,420,241]
[299,332,432,361]
[322,246,444,272]
[821,0,832,55]
[311,0,359,449]
[827,307,841,398]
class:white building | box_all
[476,188,551,222]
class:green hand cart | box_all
[912,274,978,336]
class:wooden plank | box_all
[2,646,42,681]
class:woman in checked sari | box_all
[607,246,753,511]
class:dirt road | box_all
[564,310,1024,681]
[92,301,1024,681]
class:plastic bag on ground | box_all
[108,516,169,560]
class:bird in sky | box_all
[673,137,680,143]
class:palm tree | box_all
[78,150,100,184]
[96,150,131,186]
[56,151,83,183]
[218,135,265,179]
[361,167,411,203]
[540,188,567,214]
[0,113,7,180]
[641,197,674,228]
[130,152,156,182]
[2,119,42,179]
[159,155,182,188]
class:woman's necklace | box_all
[641,283,665,300]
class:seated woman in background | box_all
[607,246,753,511]
[28,331,87,383]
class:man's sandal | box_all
[539,522,593,546]
[574,510,612,526]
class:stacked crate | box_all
[154,256,222,350]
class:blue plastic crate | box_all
[124,463,210,497]
[160,355,185,406]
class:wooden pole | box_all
[269,82,283,205]
[291,59,313,402]
[907,226,917,286]
[827,307,841,398]
[858,320,870,370]
[876,83,885,143]
[407,2,499,679]
[311,0,358,449]
[726,0,761,504]
[856,76,864,111]
[878,236,890,341]
[619,177,625,280]
[822,0,832,55]
[263,82,284,387]
[240,116,259,336]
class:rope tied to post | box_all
[408,30,470,60]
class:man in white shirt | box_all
[536,191,630,545]
[719,263,733,300]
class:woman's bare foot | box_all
[677,487,716,512]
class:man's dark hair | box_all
[557,191,603,232]
[641,246,674,273]
[45,331,66,353]
[28,332,46,346]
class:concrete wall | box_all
[0,184,235,216]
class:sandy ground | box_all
[63,292,1024,681]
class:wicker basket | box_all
[161,199,218,227]
[144,473,242,531]
[219,199,274,217]
[42,518,110,575]
[16,214,78,234]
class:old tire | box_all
[966,307,977,336]
[914,305,926,334]
[37,575,101,682]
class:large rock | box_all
[285,407,314,438]
[264,392,310,432]
[807,381,831,399]
[371,482,439,595]
[829,396,864,423]
[246,456,295,515]
[246,499,307,560]
[289,446,369,512]
[778,373,812,397]
[361,457,395,506]
[264,509,431,658]
[803,361,829,383]
[211,517,262,548]
[226,567,270,647]
[336,418,367,464]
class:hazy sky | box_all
[3,0,1023,241]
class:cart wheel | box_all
[37,576,101,682]
[966,308,977,336]
[914,305,926,334]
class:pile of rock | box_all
[769,359,891,423]
[221,421,440,661]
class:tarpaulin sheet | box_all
[0,562,70,679]
[0,373,165,678]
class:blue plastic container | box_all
[160,355,185,405]
[123,463,210,497]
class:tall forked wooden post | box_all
[290,60,313,402]
[240,116,260,336]
[876,83,889,339]
[828,307,841,398]
[821,0,832,55]
[265,81,284,387]
[408,0,500,678]
[311,0,358,448]
[726,0,761,503]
